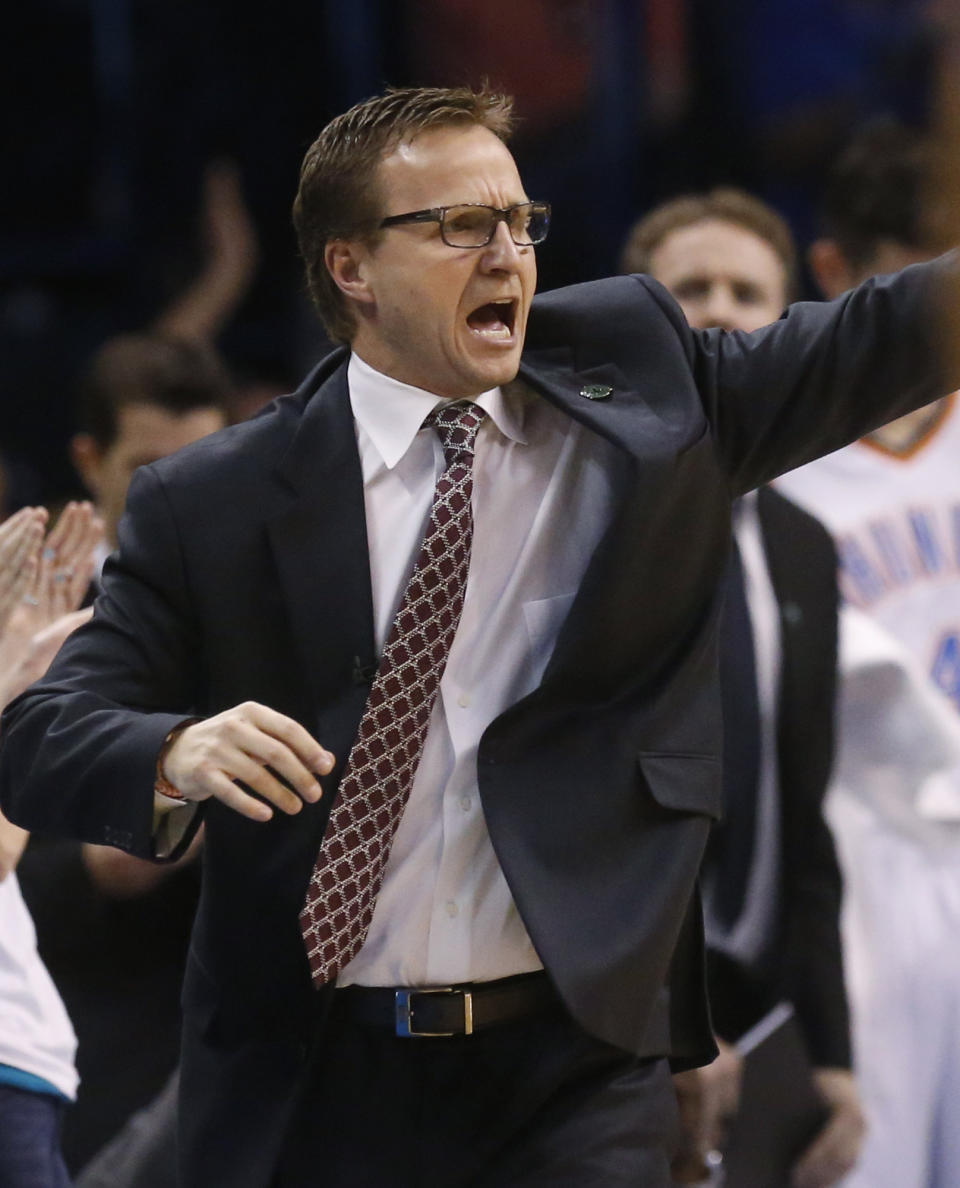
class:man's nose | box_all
[480,219,524,270]
[703,287,739,332]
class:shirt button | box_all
[459,796,473,812]
[445,900,459,918]
[457,692,471,709]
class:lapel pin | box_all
[579,384,613,401]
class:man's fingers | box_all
[229,722,325,805]
[228,752,311,815]
[201,769,274,822]
[246,702,335,776]
[162,703,334,821]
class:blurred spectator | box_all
[17,336,227,1170]
[624,189,864,1187]
[778,119,960,1188]
[71,335,230,553]
[0,503,103,1188]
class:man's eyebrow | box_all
[671,274,711,292]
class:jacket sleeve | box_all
[657,252,959,495]
[0,465,204,859]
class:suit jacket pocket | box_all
[637,751,722,819]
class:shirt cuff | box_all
[152,793,199,859]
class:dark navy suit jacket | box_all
[0,261,953,1187]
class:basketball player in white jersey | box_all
[778,120,960,1188]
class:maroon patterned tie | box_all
[299,400,486,986]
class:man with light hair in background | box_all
[623,190,865,1188]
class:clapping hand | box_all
[0,507,47,636]
[0,501,105,875]
[0,502,105,708]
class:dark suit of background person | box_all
[0,250,953,1185]
[706,487,849,1066]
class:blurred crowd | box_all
[2,2,958,1186]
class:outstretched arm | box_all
[670,252,959,493]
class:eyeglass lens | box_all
[441,203,549,247]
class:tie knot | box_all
[425,400,486,467]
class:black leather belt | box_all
[335,971,555,1038]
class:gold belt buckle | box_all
[394,987,474,1037]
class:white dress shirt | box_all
[338,352,620,987]
[704,493,782,966]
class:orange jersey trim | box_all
[861,393,957,460]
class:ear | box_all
[808,238,856,300]
[70,433,103,498]
[324,239,376,309]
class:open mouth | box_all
[466,299,518,341]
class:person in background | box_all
[71,335,231,563]
[0,502,103,1188]
[15,336,228,1171]
[623,189,865,1188]
[69,333,228,896]
[778,119,960,1188]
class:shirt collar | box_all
[347,351,527,470]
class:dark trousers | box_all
[274,992,678,1187]
[0,1085,72,1188]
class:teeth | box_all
[472,324,511,339]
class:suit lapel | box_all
[266,360,376,720]
[514,348,704,695]
[518,347,682,460]
[263,341,694,720]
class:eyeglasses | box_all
[378,201,551,248]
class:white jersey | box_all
[0,871,78,1100]
[779,396,960,721]
[780,402,960,1188]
